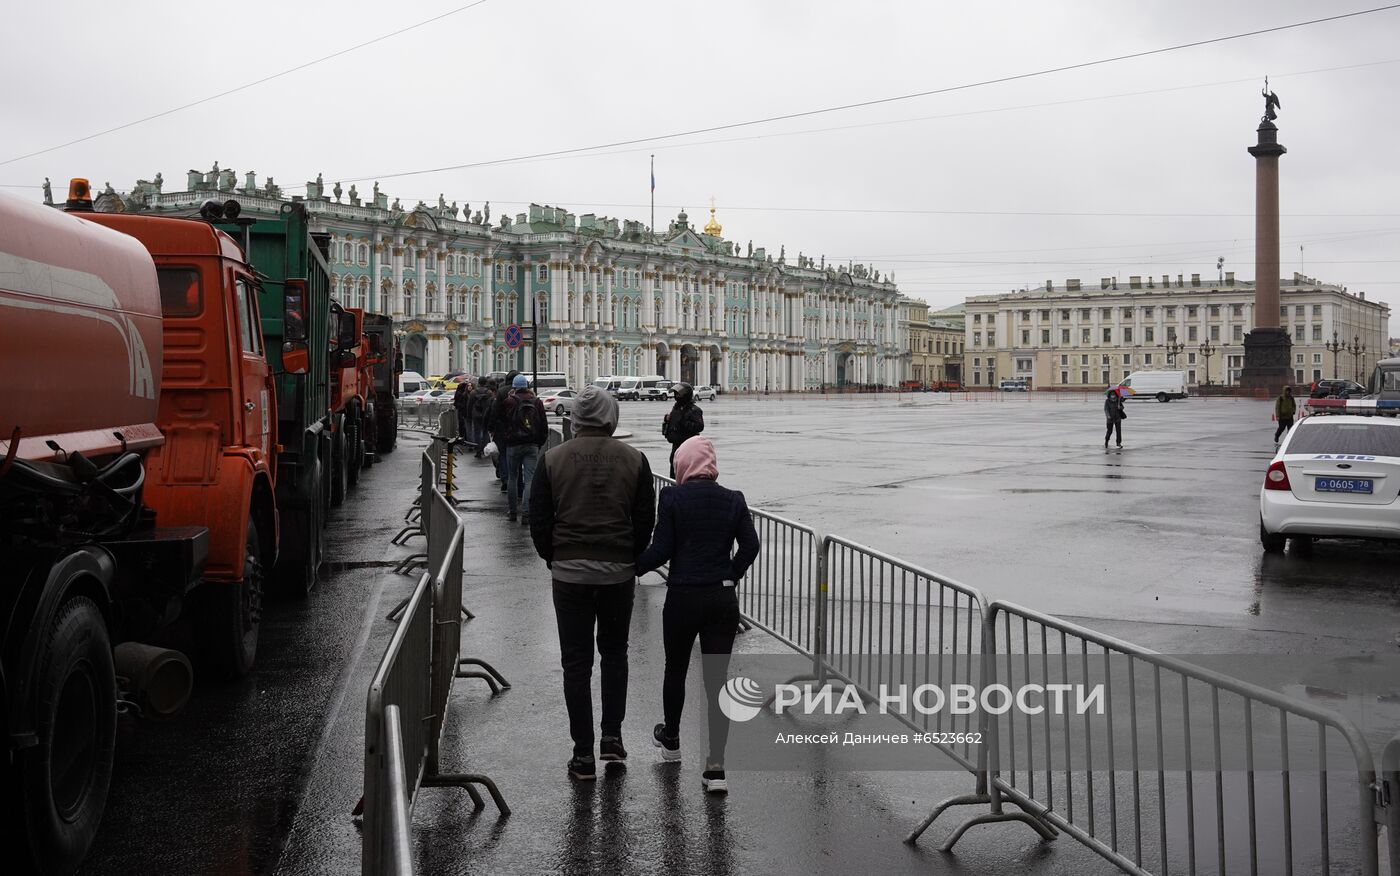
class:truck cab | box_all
[79,210,279,678]
[1369,357,1400,406]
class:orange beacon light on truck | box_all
[65,178,94,212]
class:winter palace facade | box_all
[103,167,905,391]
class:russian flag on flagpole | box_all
[651,169,655,192]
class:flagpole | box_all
[650,154,655,239]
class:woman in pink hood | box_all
[636,436,760,793]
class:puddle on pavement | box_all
[320,560,400,574]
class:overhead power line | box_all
[328,3,1400,186]
[0,1,488,167]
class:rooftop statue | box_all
[334,181,343,202]
[1262,79,1281,123]
[42,177,52,205]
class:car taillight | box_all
[1264,460,1292,491]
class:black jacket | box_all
[1104,395,1126,421]
[662,401,704,447]
[466,386,493,420]
[487,382,514,435]
[500,390,548,448]
[530,434,656,565]
[636,479,760,586]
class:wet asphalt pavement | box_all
[80,393,1400,875]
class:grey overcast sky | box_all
[4,0,1398,330]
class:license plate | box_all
[1315,477,1373,494]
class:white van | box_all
[636,375,672,401]
[526,371,569,391]
[399,370,427,393]
[999,378,1029,392]
[1119,370,1188,402]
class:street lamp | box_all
[1198,341,1217,386]
[1345,334,1366,383]
[1324,331,1344,380]
[1162,340,1186,367]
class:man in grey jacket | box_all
[530,386,656,780]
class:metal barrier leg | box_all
[421,771,511,816]
[391,525,423,545]
[456,657,511,693]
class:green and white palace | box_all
[95,166,905,390]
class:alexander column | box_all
[1240,81,1292,392]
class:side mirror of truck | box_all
[282,279,310,374]
[330,302,357,350]
[332,348,357,370]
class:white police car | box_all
[1259,399,1400,552]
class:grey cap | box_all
[571,385,618,434]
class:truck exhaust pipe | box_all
[114,642,194,719]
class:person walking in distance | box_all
[529,387,656,780]
[1274,385,1297,444]
[467,377,494,458]
[636,436,759,793]
[486,370,520,490]
[662,382,705,478]
[1104,388,1126,448]
[501,374,548,523]
[452,381,472,448]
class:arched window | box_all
[358,276,370,310]
[403,248,414,269]
[471,286,482,322]
[359,243,369,265]
[425,284,437,314]
[403,280,416,316]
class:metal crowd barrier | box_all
[362,569,432,875]
[820,538,1017,835]
[646,483,1400,873]
[909,601,1385,875]
[362,414,511,875]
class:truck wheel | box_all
[1156,392,1168,403]
[18,595,116,874]
[329,420,347,508]
[345,414,362,488]
[201,518,263,678]
[378,407,398,454]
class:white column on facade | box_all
[482,256,495,330]
[391,245,405,315]
[415,244,428,314]
[662,272,676,331]
[550,260,564,327]
[698,348,711,386]
[603,266,615,330]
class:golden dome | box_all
[703,206,723,237]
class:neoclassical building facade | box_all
[101,166,904,390]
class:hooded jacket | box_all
[636,437,760,586]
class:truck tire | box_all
[1156,392,1168,403]
[274,461,322,597]
[378,407,398,454]
[329,418,347,508]
[200,518,262,678]
[17,595,116,874]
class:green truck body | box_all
[219,203,332,590]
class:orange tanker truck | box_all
[0,181,304,873]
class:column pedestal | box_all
[1240,327,1293,393]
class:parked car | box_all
[1259,407,1400,552]
[403,388,452,405]
[399,370,428,393]
[693,385,717,401]
[1310,378,1366,399]
[539,388,577,415]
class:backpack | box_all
[505,394,540,444]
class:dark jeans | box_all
[662,586,740,764]
[1275,415,1294,442]
[470,415,486,450]
[506,444,539,515]
[1104,418,1122,446]
[552,579,636,757]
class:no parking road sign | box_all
[504,323,524,349]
